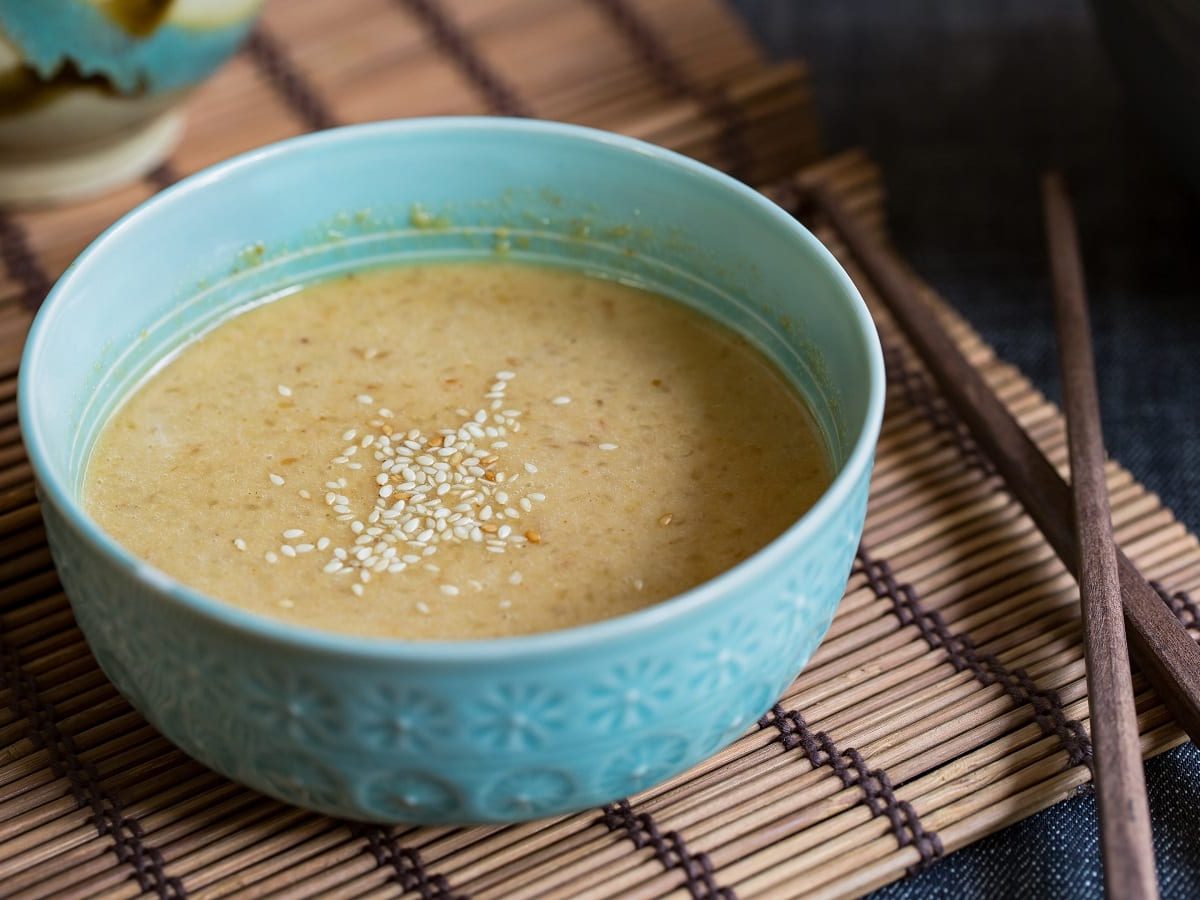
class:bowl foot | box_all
[0,110,183,207]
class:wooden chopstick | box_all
[802,178,1200,747]
[1043,172,1157,900]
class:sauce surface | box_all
[86,263,830,639]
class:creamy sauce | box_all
[86,263,829,639]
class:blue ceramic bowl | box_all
[19,118,884,823]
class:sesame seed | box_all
[265,551,278,563]
[529,492,546,502]
[509,571,523,585]
[233,538,247,551]
[498,525,512,539]
[281,545,297,558]
[298,489,312,500]
[416,601,431,614]
[296,543,315,553]
[440,584,460,597]
[598,443,618,451]
[342,429,357,442]
[634,578,645,591]
[316,537,330,551]
[357,394,374,405]
[525,530,542,544]
[552,395,571,405]
[351,583,364,597]
[283,528,305,539]
[269,473,286,486]
[497,370,516,381]
[499,599,512,609]
[524,462,538,474]
[659,513,674,526]
[519,497,533,512]
[323,560,343,573]
[277,384,292,397]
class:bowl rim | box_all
[19,116,885,663]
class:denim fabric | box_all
[730,1,1200,895]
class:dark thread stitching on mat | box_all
[757,706,943,875]
[882,343,996,476]
[0,627,186,898]
[599,800,736,899]
[1152,581,1200,630]
[145,161,181,191]
[393,0,530,116]
[356,825,463,900]
[244,28,338,130]
[853,545,1094,769]
[589,0,751,180]
[0,211,52,311]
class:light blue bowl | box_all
[18,118,884,823]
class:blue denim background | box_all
[729,1,1200,896]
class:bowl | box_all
[19,118,884,823]
[0,0,263,204]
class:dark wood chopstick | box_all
[1043,172,1157,900]
[802,178,1200,748]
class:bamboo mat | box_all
[1,1,1198,897]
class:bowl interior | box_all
[21,118,883,645]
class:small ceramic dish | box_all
[0,0,263,204]
[19,118,884,823]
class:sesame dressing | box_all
[85,263,830,640]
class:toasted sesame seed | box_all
[277,384,293,397]
[269,473,286,486]
[525,530,542,544]
[659,513,674,526]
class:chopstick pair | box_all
[799,174,1177,899]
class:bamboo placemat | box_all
[1,1,1198,897]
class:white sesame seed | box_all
[334,548,348,560]
[416,528,435,543]
[233,538,247,551]
[416,601,431,614]
[529,492,546,502]
[265,551,278,563]
[498,524,512,539]
[269,473,285,486]
[552,395,571,406]
[277,384,292,397]
[520,497,533,512]
[296,543,314,553]
[509,571,523,585]
[487,545,506,553]
[342,429,357,441]
[440,584,460,596]
[598,443,618,451]
[357,394,374,405]
[317,537,331,551]
[283,528,305,539]
[298,489,311,500]
[497,370,516,381]
[324,560,343,573]
[351,583,365,597]
[474,410,488,424]
[524,462,538,474]
[281,545,297,558]
[379,408,394,418]
[499,598,512,609]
